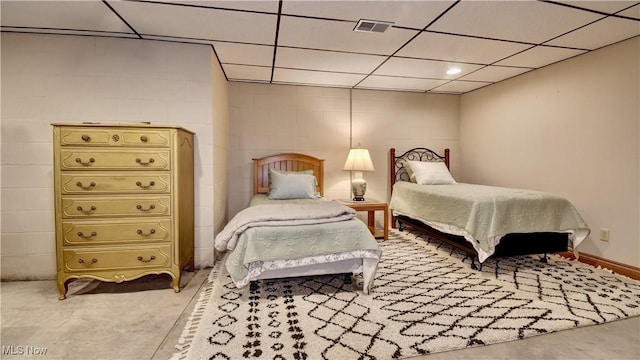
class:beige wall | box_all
[227,83,460,224]
[460,37,639,266]
[3,32,635,281]
[1,33,218,279]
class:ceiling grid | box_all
[1,0,638,94]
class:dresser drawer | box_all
[60,173,171,194]
[62,245,171,272]
[61,219,171,246]
[59,127,171,147]
[60,149,170,171]
[61,196,171,218]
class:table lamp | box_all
[343,148,375,201]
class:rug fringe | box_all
[170,258,226,360]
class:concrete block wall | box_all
[1,33,218,279]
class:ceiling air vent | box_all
[354,19,394,33]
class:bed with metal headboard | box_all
[215,153,380,293]
[389,147,590,269]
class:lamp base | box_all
[351,178,367,202]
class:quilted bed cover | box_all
[215,196,381,288]
[389,182,590,262]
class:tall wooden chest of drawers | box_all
[52,123,195,300]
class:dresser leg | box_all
[172,275,181,293]
[57,279,68,300]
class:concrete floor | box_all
[1,269,639,360]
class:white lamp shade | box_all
[343,148,375,171]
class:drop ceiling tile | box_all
[2,0,636,95]
[545,17,640,50]
[278,16,418,55]
[276,47,386,74]
[223,64,271,82]
[150,0,280,13]
[495,46,587,68]
[397,31,531,64]
[431,80,491,93]
[356,75,448,92]
[560,1,639,14]
[108,0,277,44]
[373,57,483,79]
[215,42,273,66]
[281,0,456,29]
[0,0,133,34]
[429,0,602,44]
[273,68,366,87]
[0,27,140,38]
[140,34,214,45]
[459,66,532,82]
[617,3,640,18]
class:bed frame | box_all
[250,153,378,292]
[389,147,568,269]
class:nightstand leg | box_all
[383,206,389,240]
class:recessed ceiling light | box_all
[446,67,462,75]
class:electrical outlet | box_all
[600,228,610,242]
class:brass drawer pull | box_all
[77,231,97,239]
[137,229,156,236]
[75,157,95,166]
[78,258,98,266]
[135,158,155,166]
[76,205,96,214]
[137,255,156,263]
[136,204,156,212]
[76,181,96,190]
[136,181,155,189]
[81,134,91,142]
[140,135,148,142]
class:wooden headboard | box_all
[252,153,325,196]
[389,147,450,192]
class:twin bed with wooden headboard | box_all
[215,153,380,294]
[389,147,590,268]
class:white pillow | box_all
[402,160,416,182]
[268,172,318,199]
[406,160,456,185]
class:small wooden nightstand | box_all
[335,199,389,240]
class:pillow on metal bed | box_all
[405,160,456,185]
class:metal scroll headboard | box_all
[389,147,450,188]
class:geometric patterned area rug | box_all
[171,229,640,360]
